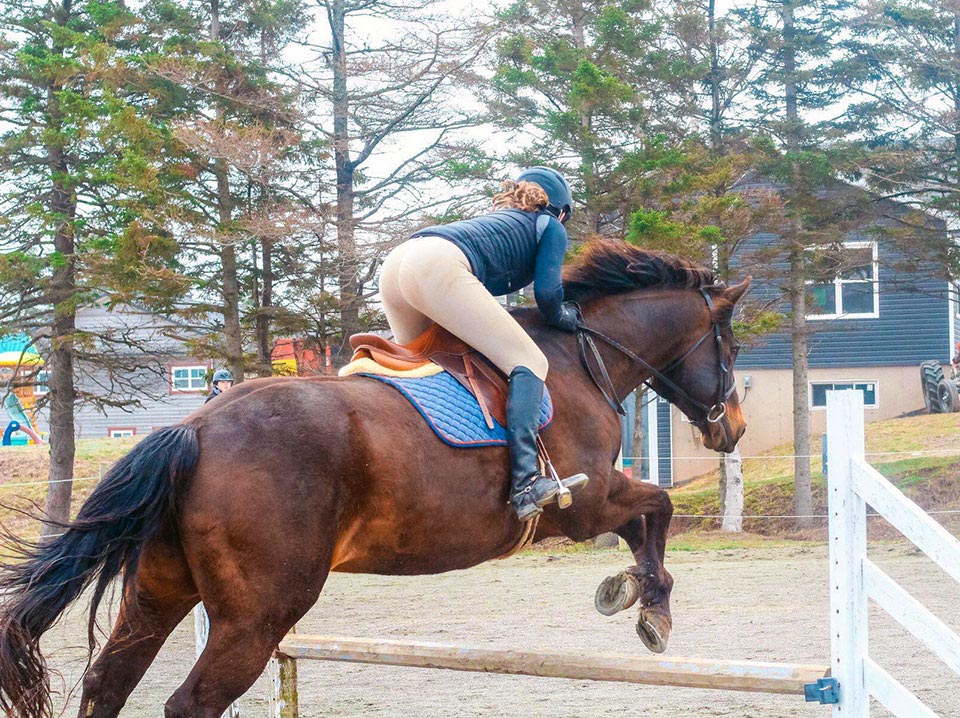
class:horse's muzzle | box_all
[699,404,745,453]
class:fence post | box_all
[269,625,299,718]
[826,390,869,718]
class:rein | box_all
[575,288,735,425]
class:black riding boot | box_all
[507,366,588,521]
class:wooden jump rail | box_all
[249,390,959,717]
[267,635,830,717]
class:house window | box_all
[107,427,136,438]
[806,241,879,319]
[33,370,49,396]
[171,365,208,392]
[810,381,878,410]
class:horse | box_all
[0,239,749,718]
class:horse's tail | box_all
[0,424,199,718]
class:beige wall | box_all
[669,365,926,482]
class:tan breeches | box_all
[379,236,549,380]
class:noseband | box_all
[575,288,736,426]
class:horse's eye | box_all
[730,344,741,360]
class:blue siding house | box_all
[624,187,956,486]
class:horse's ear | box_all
[723,277,751,305]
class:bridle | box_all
[575,287,736,426]
[576,288,735,425]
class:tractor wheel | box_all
[921,361,945,412]
[937,379,960,413]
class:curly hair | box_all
[492,180,549,212]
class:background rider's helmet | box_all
[212,368,234,384]
[516,166,573,223]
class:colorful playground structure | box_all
[0,335,45,446]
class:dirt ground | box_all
[43,544,959,718]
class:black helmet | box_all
[212,368,233,383]
[516,166,573,223]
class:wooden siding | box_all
[619,391,673,488]
[620,392,638,475]
[656,397,672,487]
[29,302,213,439]
[734,233,951,369]
[952,282,960,358]
[33,367,208,438]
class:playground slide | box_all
[2,393,44,445]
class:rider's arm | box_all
[533,214,575,330]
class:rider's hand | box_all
[551,302,581,333]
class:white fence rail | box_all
[826,390,960,717]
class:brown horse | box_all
[0,241,749,718]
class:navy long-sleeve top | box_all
[410,208,569,327]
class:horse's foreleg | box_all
[592,471,674,653]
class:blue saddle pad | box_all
[361,370,553,448]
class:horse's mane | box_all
[562,238,717,303]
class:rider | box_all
[379,166,586,521]
[204,369,234,404]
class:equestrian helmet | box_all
[212,368,233,383]
[516,166,573,222]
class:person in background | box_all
[205,369,234,404]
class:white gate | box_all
[826,389,960,717]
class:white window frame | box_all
[806,240,880,320]
[170,365,208,393]
[107,427,136,438]
[809,380,879,411]
[33,369,49,396]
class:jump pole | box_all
[269,635,830,718]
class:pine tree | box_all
[141,0,312,380]
[0,0,186,530]
[489,0,671,235]
[654,0,786,530]
[842,0,960,276]
[739,0,864,528]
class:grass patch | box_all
[668,411,960,537]
[666,531,813,552]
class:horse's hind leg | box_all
[591,470,675,653]
[163,566,328,718]
[162,498,332,718]
[79,539,198,718]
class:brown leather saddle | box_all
[349,324,569,517]
[348,324,509,430]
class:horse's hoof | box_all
[594,571,640,616]
[636,607,672,654]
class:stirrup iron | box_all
[546,458,573,509]
[536,435,574,509]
